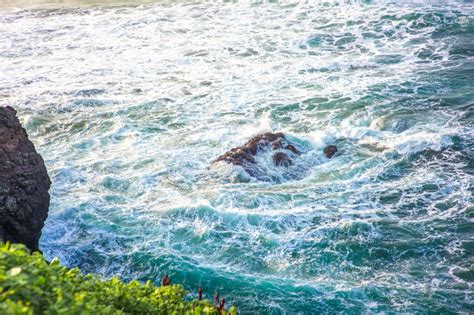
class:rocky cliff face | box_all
[0,106,51,252]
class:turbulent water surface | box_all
[1,1,473,313]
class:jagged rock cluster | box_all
[0,106,51,252]
[213,132,337,180]
[214,132,300,167]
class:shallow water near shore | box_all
[1,1,473,313]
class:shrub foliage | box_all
[0,242,236,314]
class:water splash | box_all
[1,1,472,313]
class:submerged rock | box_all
[323,145,337,158]
[273,151,293,167]
[0,106,51,252]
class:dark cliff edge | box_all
[0,106,51,252]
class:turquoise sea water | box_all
[1,1,473,313]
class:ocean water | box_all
[1,1,473,313]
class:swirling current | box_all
[1,1,473,313]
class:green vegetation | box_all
[0,242,236,314]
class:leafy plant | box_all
[0,242,236,315]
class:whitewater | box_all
[1,0,473,313]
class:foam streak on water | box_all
[1,1,473,313]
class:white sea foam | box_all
[1,1,472,313]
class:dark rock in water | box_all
[273,152,292,167]
[0,106,51,252]
[324,145,337,158]
[214,132,338,181]
[284,144,300,155]
[213,132,301,178]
